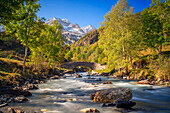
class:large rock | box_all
[80,108,100,113]
[76,74,82,78]
[103,82,112,84]
[91,88,132,103]
[8,108,25,113]
[137,79,150,85]
[22,83,39,90]
[14,96,28,103]
[50,75,60,79]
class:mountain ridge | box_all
[45,17,96,44]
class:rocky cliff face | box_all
[45,17,96,44]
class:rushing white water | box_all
[10,72,170,113]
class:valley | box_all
[0,0,169,113]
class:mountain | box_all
[81,25,96,33]
[72,27,104,47]
[45,17,96,44]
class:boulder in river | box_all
[103,81,112,84]
[50,75,60,79]
[80,108,100,113]
[14,96,28,103]
[102,103,116,107]
[137,79,150,85]
[23,83,39,90]
[115,101,136,108]
[76,74,82,78]
[91,88,132,103]
[8,108,25,113]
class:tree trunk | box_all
[130,57,133,65]
[125,56,129,75]
[23,46,28,73]
[34,51,37,70]
[123,45,128,75]
[158,45,162,54]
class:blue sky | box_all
[37,0,152,28]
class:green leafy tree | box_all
[0,0,26,24]
[4,0,40,72]
[141,0,169,54]
[40,21,64,67]
[99,0,137,73]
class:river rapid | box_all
[9,72,170,113]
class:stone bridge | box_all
[61,62,107,70]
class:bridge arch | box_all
[61,62,107,70]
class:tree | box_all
[4,0,40,72]
[141,0,169,54]
[40,21,64,67]
[99,0,138,73]
[0,0,25,24]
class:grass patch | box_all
[93,68,112,74]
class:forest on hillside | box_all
[0,0,169,84]
[66,0,170,80]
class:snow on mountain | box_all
[81,25,96,33]
[45,17,96,44]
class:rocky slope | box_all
[45,17,96,44]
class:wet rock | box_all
[92,88,132,103]
[159,81,164,85]
[116,74,123,79]
[100,72,108,76]
[14,96,28,103]
[115,101,136,108]
[150,81,155,85]
[50,75,60,79]
[76,74,82,78]
[0,88,32,97]
[41,109,48,112]
[96,78,102,81]
[0,103,8,108]
[32,80,39,84]
[40,81,45,84]
[90,93,95,100]
[8,108,25,113]
[22,83,39,90]
[102,103,116,107]
[66,98,77,102]
[137,79,150,85]
[103,81,112,84]
[164,82,169,86]
[80,108,100,113]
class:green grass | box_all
[93,68,112,74]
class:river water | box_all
[10,72,170,113]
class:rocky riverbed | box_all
[0,72,170,113]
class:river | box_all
[9,72,170,113]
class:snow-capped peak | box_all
[45,17,96,44]
[81,25,96,33]
[61,19,70,24]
